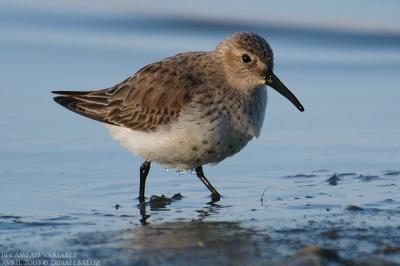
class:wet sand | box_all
[1,171,399,265]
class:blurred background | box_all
[0,1,399,265]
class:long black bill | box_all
[265,72,304,112]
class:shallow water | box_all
[1,1,400,265]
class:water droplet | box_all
[176,169,187,175]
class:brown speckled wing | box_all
[53,55,201,132]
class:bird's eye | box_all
[241,54,251,63]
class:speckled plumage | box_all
[53,32,303,173]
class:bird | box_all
[52,32,304,202]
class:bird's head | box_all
[216,32,304,112]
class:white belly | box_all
[106,119,245,169]
[107,88,267,169]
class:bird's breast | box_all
[221,86,268,138]
[177,87,268,164]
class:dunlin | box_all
[53,32,304,202]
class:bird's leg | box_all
[195,166,221,201]
[139,161,151,203]
[139,202,150,225]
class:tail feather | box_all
[52,90,116,126]
[52,90,91,95]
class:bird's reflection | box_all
[196,200,224,221]
[137,193,184,225]
[123,220,261,265]
[137,194,223,225]
[69,219,262,265]
[139,202,150,225]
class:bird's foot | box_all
[137,195,147,204]
[211,193,221,202]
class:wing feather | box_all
[52,53,204,131]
